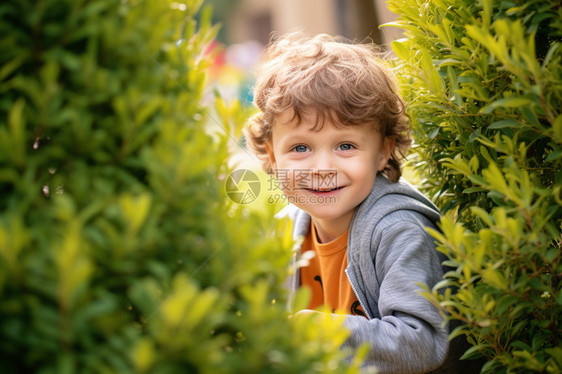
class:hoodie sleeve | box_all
[342,211,449,374]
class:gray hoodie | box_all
[281,175,452,373]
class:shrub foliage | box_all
[0,1,359,373]
[388,0,562,372]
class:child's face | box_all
[266,109,394,236]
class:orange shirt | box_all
[300,222,366,318]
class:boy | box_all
[244,32,452,373]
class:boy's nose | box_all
[312,151,335,172]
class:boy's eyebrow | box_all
[332,130,370,141]
[286,131,368,141]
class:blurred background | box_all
[203,0,402,106]
[209,0,401,47]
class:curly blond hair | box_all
[244,32,411,182]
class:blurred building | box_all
[225,0,402,47]
[206,0,404,171]
[206,0,402,107]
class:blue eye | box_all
[293,145,309,152]
[337,143,355,151]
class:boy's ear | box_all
[377,136,396,171]
[265,142,277,170]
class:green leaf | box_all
[496,295,518,314]
[553,115,562,143]
[482,97,534,114]
[545,149,562,162]
[546,247,559,263]
[391,39,409,60]
[0,54,28,82]
[468,128,480,143]
[482,267,506,289]
[511,340,532,351]
[428,127,440,139]
[469,207,493,227]
[5,98,26,166]
[488,119,523,130]
[463,187,486,193]
[460,344,486,360]
[545,347,562,367]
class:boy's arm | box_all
[343,215,449,374]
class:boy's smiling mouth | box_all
[305,186,344,193]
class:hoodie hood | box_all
[348,175,440,261]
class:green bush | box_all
[0,1,361,373]
[388,0,562,372]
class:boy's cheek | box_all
[294,177,310,190]
[293,170,315,189]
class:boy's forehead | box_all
[271,109,379,143]
[274,108,333,129]
[273,108,377,131]
[274,108,317,126]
